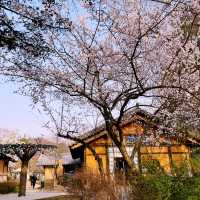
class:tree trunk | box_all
[118,142,138,175]
[87,145,104,176]
[104,115,137,175]
[18,160,29,196]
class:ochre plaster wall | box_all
[122,123,144,135]
[56,161,64,177]
[0,160,8,182]
[82,121,191,175]
[0,160,4,173]
[85,146,108,173]
[44,166,55,189]
[141,148,171,173]
[140,145,190,173]
[84,142,191,174]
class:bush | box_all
[0,181,19,194]
[128,174,199,200]
[63,159,200,200]
[66,170,124,200]
[128,160,200,200]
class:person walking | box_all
[31,174,37,189]
[30,174,33,188]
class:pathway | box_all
[0,180,67,200]
[0,191,66,200]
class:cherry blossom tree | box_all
[0,0,200,174]
[154,7,200,135]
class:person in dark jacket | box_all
[31,174,37,189]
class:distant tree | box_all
[0,144,56,196]
[0,129,19,144]
[0,0,200,174]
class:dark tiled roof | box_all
[71,108,154,145]
[37,153,80,166]
[69,107,200,149]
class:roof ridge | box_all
[70,107,152,145]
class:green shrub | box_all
[127,159,200,200]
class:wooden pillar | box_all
[0,160,8,183]
[138,145,142,174]
[187,147,193,176]
[106,145,110,175]
[168,146,174,175]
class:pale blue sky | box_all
[0,0,158,138]
[0,82,49,137]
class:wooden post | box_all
[168,146,174,175]
[106,144,110,175]
[138,145,142,174]
[187,147,193,176]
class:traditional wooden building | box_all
[37,153,81,189]
[0,153,15,182]
[70,108,193,175]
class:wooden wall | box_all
[0,160,8,182]
[56,161,64,177]
[0,160,4,173]
[84,143,191,175]
[141,146,171,173]
[122,123,144,136]
[43,163,65,189]
[83,141,191,175]
[85,146,108,173]
[82,122,191,175]
[140,145,190,173]
[44,166,55,189]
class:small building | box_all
[10,168,21,180]
[37,153,81,189]
[0,153,15,182]
[70,108,194,175]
